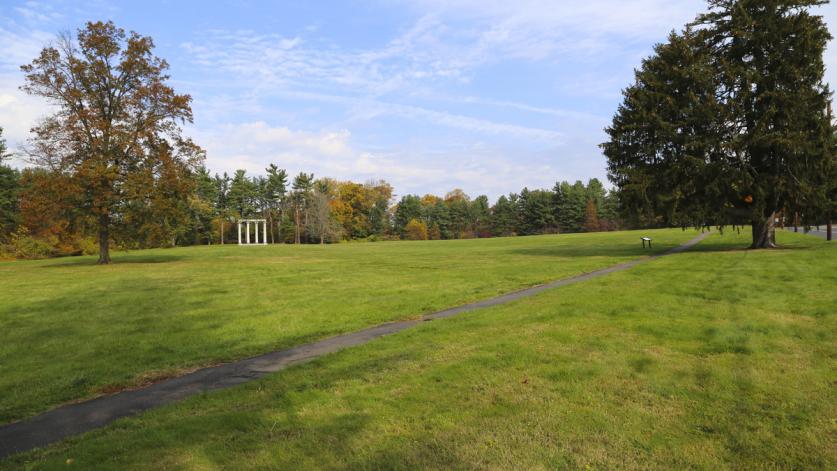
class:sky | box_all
[1,0,836,201]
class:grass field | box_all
[0,228,699,424]
[1,230,833,469]
[1,229,834,469]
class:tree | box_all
[599,190,620,231]
[557,181,586,232]
[427,200,452,239]
[518,188,556,235]
[213,172,231,243]
[291,172,313,244]
[0,128,20,239]
[471,195,491,237]
[490,194,519,236]
[21,21,201,263]
[228,170,257,218]
[129,142,196,248]
[306,190,341,244]
[404,218,428,240]
[603,2,834,248]
[445,189,471,238]
[394,195,423,238]
[584,199,600,232]
[17,168,87,250]
[190,166,218,244]
[264,164,288,243]
[586,178,606,211]
[365,180,393,237]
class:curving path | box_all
[0,232,709,459]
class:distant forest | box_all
[0,128,622,258]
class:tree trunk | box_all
[294,205,301,244]
[751,211,778,249]
[280,209,285,243]
[97,213,111,264]
[828,220,832,241]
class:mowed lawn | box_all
[2,230,833,469]
[0,229,699,423]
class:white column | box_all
[255,221,260,244]
[246,221,251,244]
[237,222,242,245]
[263,221,268,244]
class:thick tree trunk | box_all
[751,211,778,249]
[97,213,111,264]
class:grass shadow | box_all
[39,254,187,267]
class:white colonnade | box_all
[237,219,268,245]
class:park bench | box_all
[641,237,652,248]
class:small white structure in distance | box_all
[238,219,268,245]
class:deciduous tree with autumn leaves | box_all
[20,21,203,263]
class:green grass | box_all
[0,228,699,423]
[2,230,834,469]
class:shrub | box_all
[7,227,56,259]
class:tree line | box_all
[0,126,622,259]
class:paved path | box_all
[0,232,708,459]
[785,225,832,240]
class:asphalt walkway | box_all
[785,225,832,240]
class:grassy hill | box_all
[2,229,833,469]
[0,228,698,424]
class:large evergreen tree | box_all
[264,164,288,243]
[603,1,834,247]
[518,188,557,235]
[490,194,519,236]
[557,181,587,232]
[290,172,314,244]
[229,170,257,217]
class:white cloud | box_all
[189,120,570,199]
[246,89,564,142]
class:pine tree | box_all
[519,188,557,235]
[291,172,314,244]
[213,173,231,244]
[0,128,20,240]
[265,164,288,243]
[604,1,834,248]
[490,194,519,237]
[471,195,491,237]
[557,181,586,232]
[229,170,257,218]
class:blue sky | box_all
[2,0,836,200]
